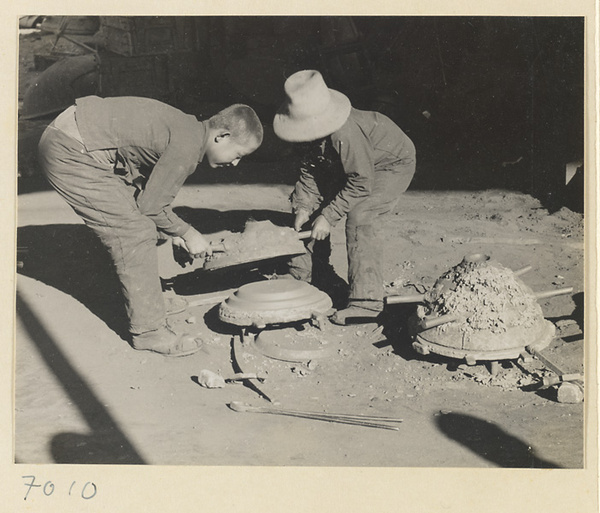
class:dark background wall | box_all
[200,16,584,209]
[19,16,585,211]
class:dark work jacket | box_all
[75,95,208,237]
[292,107,416,226]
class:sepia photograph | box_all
[5,7,597,512]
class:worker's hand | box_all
[311,215,331,240]
[172,236,193,267]
[181,226,213,259]
[294,209,311,232]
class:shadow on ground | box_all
[172,206,294,234]
[16,293,146,464]
[435,412,561,468]
[17,208,297,338]
[17,224,129,338]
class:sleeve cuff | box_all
[321,207,341,227]
[158,219,190,238]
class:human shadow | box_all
[164,260,288,298]
[17,224,129,338]
[16,293,146,464]
[435,412,562,468]
[172,206,294,235]
[17,209,296,337]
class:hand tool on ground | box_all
[526,345,584,389]
[540,373,584,387]
[231,333,277,403]
[195,370,268,389]
[227,401,402,431]
[225,372,268,384]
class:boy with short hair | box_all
[273,70,416,325]
[38,95,263,355]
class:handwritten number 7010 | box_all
[22,476,97,500]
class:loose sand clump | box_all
[205,220,306,268]
[429,260,543,333]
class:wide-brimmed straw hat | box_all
[273,70,351,142]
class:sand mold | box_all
[205,220,306,269]
[429,260,544,334]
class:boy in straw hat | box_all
[273,70,416,325]
[39,96,263,355]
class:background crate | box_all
[98,51,203,105]
[99,16,197,57]
[99,54,172,100]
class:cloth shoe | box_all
[165,296,188,316]
[330,302,383,326]
[131,325,202,357]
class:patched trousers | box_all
[290,161,415,308]
[38,124,166,335]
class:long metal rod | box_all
[269,408,404,423]
[229,401,402,425]
[250,409,400,431]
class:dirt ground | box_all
[15,183,586,467]
[14,28,587,468]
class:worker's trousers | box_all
[38,125,165,335]
[289,161,415,309]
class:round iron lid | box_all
[219,279,333,327]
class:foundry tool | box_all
[195,370,268,389]
[172,220,312,271]
[384,254,574,366]
[227,401,402,430]
[204,220,312,271]
[226,372,268,384]
[231,333,277,403]
[515,346,584,402]
[526,346,584,388]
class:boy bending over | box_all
[38,96,263,355]
[273,70,415,325]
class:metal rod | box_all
[534,287,574,300]
[229,401,402,423]
[514,265,533,276]
[421,313,458,330]
[265,411,400,430]
[229,403,400,430]
[268,408,404,423]
[385,294,426,305]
